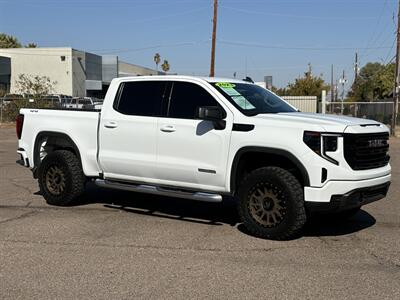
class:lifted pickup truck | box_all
[16,76,391,239]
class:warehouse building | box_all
[0,47,163,98]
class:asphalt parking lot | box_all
[0,125,399,299]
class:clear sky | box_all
[0,0,397,90]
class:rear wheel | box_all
[237,167,306,240]
[38,150,85,206]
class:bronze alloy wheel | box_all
[39,150,86,206]
[238,167,306,240]
[45,165,66,195]
[248,183,287,228]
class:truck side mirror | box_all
[197,106,226,130]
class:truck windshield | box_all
[210,82,296,116]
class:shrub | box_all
[1,98,57,122]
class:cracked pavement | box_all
[0,126,399,299]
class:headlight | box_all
[323,135,338,152]
[303,131,340,165]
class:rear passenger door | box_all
[99,80,168,183]
[156,81,233,192]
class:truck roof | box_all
[112,75,252,84]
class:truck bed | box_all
[18,108,102,177]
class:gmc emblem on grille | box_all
[368,139,385,147]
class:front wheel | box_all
[38,150,86,206]
[237,167,306,240]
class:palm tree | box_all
[0,33,22,48]
[161,60,170,73]
[26,43,37,48]
[153,53,161,71]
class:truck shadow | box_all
[82,183,239,226]
[77,183,376,239]
[237,210,376,239]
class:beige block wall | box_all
[71,49,86,97]
[0,48,75,96]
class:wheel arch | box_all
[230,146,310,195]
[33,131,82,178]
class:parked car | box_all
[89,97,104,109]
[66,97,102,109]
[15,76,391,240]
[49,94,72,107]
[35,95,64,108]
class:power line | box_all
[218,40,393,51]
[360,0,390,62]
[0,41,209,56]
[220,5,384,21]
[97,41,209,54]
[384,36,397,63]
[108,7,209,24]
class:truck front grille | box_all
[343,132,390,170]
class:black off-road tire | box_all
[237,166,306,240]
[38,150,86,206]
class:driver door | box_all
[156,81,233,192]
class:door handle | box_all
[104,121,118,129]
[160,125,176,132]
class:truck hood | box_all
[253,112,385,133]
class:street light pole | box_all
[339,70,347,114]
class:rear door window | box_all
[115,81,168,117]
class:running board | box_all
[94,179,223,203]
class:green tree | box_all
[271,86,287,96]
[277,64,329,99]
[161,59,170,73]
[0,33,22,48]
[347,62,394,101]
[15,74,57,98]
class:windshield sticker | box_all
[215,82,236,88]
[232,96,256,110]
[221,87,241,96]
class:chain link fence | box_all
[325,101,399,132]
[0,97,59,123]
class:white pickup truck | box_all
[16,75,391,239]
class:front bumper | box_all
[306,182,390,212]
[304,174,391,211]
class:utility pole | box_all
[209,0,218,77]
[331,64,334,102]
[354,52,359,83]
[392,0,400,136]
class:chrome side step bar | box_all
[94,179,223,203]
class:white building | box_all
[0,47,163,98]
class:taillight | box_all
[16,114,24,139]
